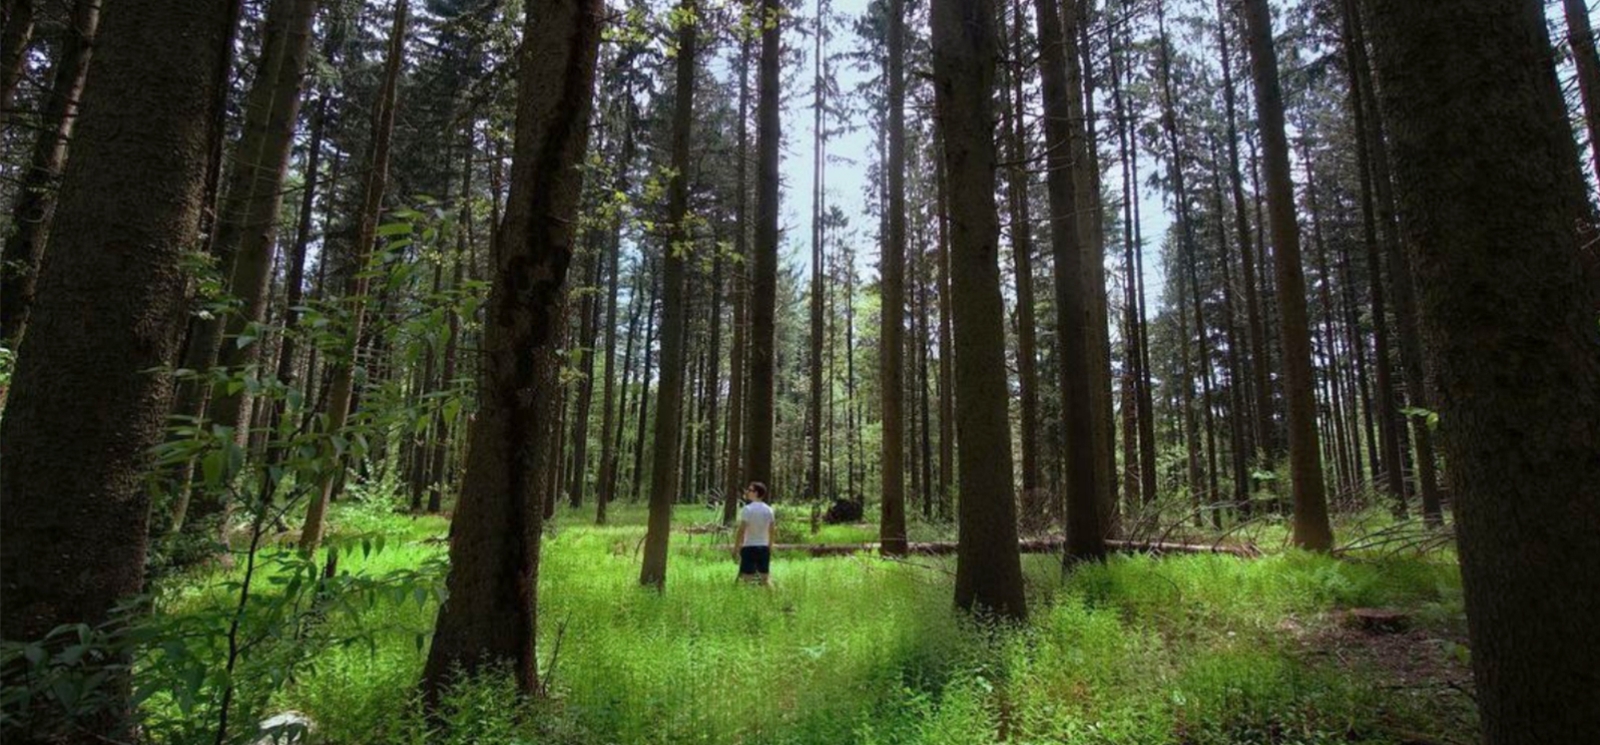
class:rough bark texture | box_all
[1240,0,1332,550]
[0,1,234,740]
[879,0,909,555]
[931,0,1027,619]
[641,0,696,589]
[722,29,751,525]
[0,0,98,345]
[421,0,602,699]
[1034,0,1104,562]
[1361,1,1600,741]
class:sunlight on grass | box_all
[147,499,1467,744]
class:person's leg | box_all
[757,546,771,586]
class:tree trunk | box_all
[1004,0,1041,495]
[1562,0,1600,185]
[421,0,602,699]
[1361,1,1600,741]
[0,0,34,130]
[0,0,98,345]
[1034,0,1104,561]
[301,0,410,551]
[640,2,696,586]
[0,2,235,740]
[879,0,909,554]
[746,0,782,492]
[722,26,751,525]
[931,0,1027,618]
[1240,0,1332,550]
[1214,0,1274,463]
[597,90,636,524]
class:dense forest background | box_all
[1,0,1597,743]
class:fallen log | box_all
[694,537,1259,559]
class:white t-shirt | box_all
[740,501,775,547]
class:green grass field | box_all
[148,497,1475,744]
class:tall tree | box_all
[1004,0,1042,495]
[301,0,411,551]
[1240,0,1332,550]
[0,1,236,739]
[1361,1,1600,741]
[1035,0,1104,560]
[931,0,1027,618]
[0,0,33,128]
[879,0,909,555]
[641,0,699,589]
[723,19,753,525]
[0,0,98,345]
[421,0,603,699]
[808,0,828,505]
[745,0,782,490]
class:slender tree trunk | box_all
[1361,2,1600,740]
[931,0,1027,618]
[1241,0,1332,550]
[640,1,696,586]
[879,0,909,554]
[1158,12,1203,525]
[1035,0,1104,561]
[722,25,751,525]
[0,0,34,129]
[632,265,658,504]
[597,92,636,523]
[1111,24,1141,510]
[0,3,234,740]
[745,0,782,491]
[421,0,601,697]
[1562,0,1600,185]
[1214,0,1273,463]
[302,0,410,551]
[0,0,98,345]
[1004,0,1041,495]
[566,243,602,508]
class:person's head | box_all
[744,481,768,503]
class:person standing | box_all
[733,481,776,584]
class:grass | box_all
[145,494,1472,744]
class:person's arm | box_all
[733,521,746,560]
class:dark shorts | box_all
[739,545,771,575]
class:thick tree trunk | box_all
[421,0,601,699]
[0,0,98,345]
[1361,2,1600,741]
[1241,0,1332,550]
[931,0,1027,619]
[301,0,410,551]
[1035,0,1104,562]
[0,2,235,741]
[878,0,909,554]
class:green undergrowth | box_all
[149,499,1467,744]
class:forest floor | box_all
[144,489,1476,745]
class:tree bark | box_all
[0,2,235,740]
[931,0,1027,619]
[421,0,602,699]
[1003,0,1041,496]
[0,0,98,345]
[1035,0,1105,562]
[879,0,909,554]
[1361,1,1600,741]
[1562,0,1600,185]
[1240,0,1332,550]
[745,0,781,492]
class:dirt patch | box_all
[1288,614,1478,744]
